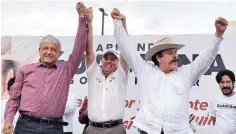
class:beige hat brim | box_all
[145,43,185,61]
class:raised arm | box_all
[4,68,24,133]
[84,7,95,68]
[187,17,228,85]
[112,8,148,79]
[67,2,88,79]
[117,13,129,73]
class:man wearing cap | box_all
[111,8,228,134]
[3,2,91,134]
[84,6,128,134]
[208,69,236,134]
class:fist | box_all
[117,14,126,21]
[215,17,228,34]
[76,2,85,17]
[111,8,120,19]
[3,123,13,134]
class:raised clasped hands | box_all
[111,8,126,21]
[76,2,93,23]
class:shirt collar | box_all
[156,66,178,75]
[36,61,58,68]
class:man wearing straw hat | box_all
[111,8,228,134]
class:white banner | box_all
[1,34,236,134]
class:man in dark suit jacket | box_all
[78,97,89,134]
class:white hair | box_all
[39,35,61,50]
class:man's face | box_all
[101,53,119,75]
[219,75,234,96]
[158,48,178,72]
[39,41,60,65]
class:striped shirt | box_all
[4,18,88,124]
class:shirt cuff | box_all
[4,116,13,124]
[79,17,87,28]
[113,19,122,26]
[214,35,223,43]
[79,17,87,22]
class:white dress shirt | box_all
[209,94,236,134]
[86,60,128,122]
[113,19,222,134]
[1,99,19,133]
[63,90,77,132]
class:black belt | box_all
[89,119,123,128]
[20,114,68,126]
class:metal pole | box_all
[101,12,105,35]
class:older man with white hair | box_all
[3,2,92,134]
[111,8,228,134]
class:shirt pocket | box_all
[171,77,185,109]
[24,73,41,88]
[105,78,119,97]
[172,76,184,95]
[148,74,162,91]
[147,75,162,104]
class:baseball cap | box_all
[103,49,120,59]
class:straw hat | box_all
[145,37,185,61]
